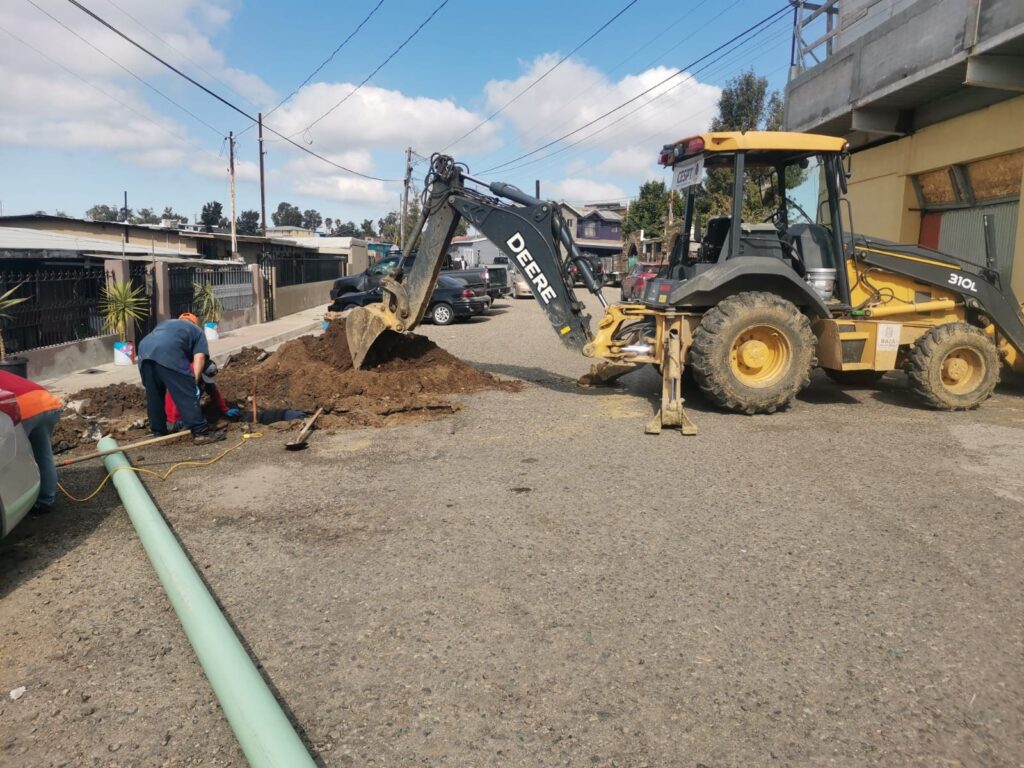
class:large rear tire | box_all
[905,323,999,410]
[689,292,816,414]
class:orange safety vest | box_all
[0,370,62,420]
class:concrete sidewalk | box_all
[44,305,327,399]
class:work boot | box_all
[192,429,226,445]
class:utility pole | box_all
[668,191,674,226]
[122,190,129,222]
[258,112,267,236]
[228,131,238,258]
[400,146,413,250]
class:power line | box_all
[290,0,451,138]
[440,0,639,152]
[0,22,224,166]
[485,17,790,178]
[476,4,790,176]
[27,0,225,139]
[101,0,260,110]
[62,0,402,183]
[248,0,386,131]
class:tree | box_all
[271,201,303,227]
[162,206,186,222]
[324,217,334,233]
[623,181,672,238]
[335,220,358,236]
[86,204,120,222]
[359,219,376,238]
[54,210,68,218]
[693,69,800,223]
[200,201,223,232]
[237,209,261,235]
[301,208,323,231]
[454,218,469,237]
[134,208,160,224]
[377,211,400,244]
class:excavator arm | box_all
[346,154,608,368]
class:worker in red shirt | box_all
[0,370,63,514]
[163,359,239,431]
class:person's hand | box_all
[195,385,202,400]
[226,408,240,418]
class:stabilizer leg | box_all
[645,320,697,436]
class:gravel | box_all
[2,291,1023,766]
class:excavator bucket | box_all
[345,304,404,369]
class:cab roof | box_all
[659,131,848,166]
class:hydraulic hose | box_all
[98,436,316,768]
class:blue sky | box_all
[0,0,793,226]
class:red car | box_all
[620,262,663,301]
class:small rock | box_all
[9,686,26,701]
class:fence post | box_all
[249,263,265,323]
[154,262,171,321]
[104,259,134,344]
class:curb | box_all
[211,319,322,363]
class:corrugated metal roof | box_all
[0,227,197,256]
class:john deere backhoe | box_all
[346,134,1024,434]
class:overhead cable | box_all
[63,0,401,182]
[440,0,639,152]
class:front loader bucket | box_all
[345,304,404,369]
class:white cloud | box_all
[544,178,627,203]
[267,82,501,156]
[597,147,657,177]
[485,57,720,154]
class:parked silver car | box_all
[0,390,41,538]
[511,270,533,299]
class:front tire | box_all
[431,302,455,326]
[905,323,999,410]
[689,292,816,414]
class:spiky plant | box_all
[100,281,149,343]
[192,281,223,325]
[0,284,29,362]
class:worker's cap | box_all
[201,359,218,384]
[178,312,199,326]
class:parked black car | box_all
[328,275,488,325]
[330,252,493,304]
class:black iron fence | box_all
[0,267,107,354]
[274,255,344,287]
[169,264,255,317]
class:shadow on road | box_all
[0,464,114,600]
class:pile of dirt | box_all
[217,320,519,427]
[72,382,147,418]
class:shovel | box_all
[285,408,324,451]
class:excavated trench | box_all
[56,322,519,450]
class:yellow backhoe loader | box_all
[347,134,1024,434]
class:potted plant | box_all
[100,280,149,365]
[193,281,223,340]
[0,283,29,376]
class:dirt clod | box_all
[73,382,147,418]
[218,321,519,427]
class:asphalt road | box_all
[3,291,1024,766]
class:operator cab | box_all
[655,131,851,307]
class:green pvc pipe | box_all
[99,437,316,768]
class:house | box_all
[785,0,1024,296]
[449,235,506,267]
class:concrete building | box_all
[784,0,1024,295]
[449,235,505,267]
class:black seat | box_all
[787,224,836,270]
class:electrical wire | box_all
[62,0,402,182]
[252,0,385,128]
[58,432,262,503]
[0,23,227,167]
[290,0,451,139]
[476,4,790,176]
[27,0,225,139]
[440,0,639,152]
[488,22,790,179]
[101,0,261,110]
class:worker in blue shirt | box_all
[137,313,225,444]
